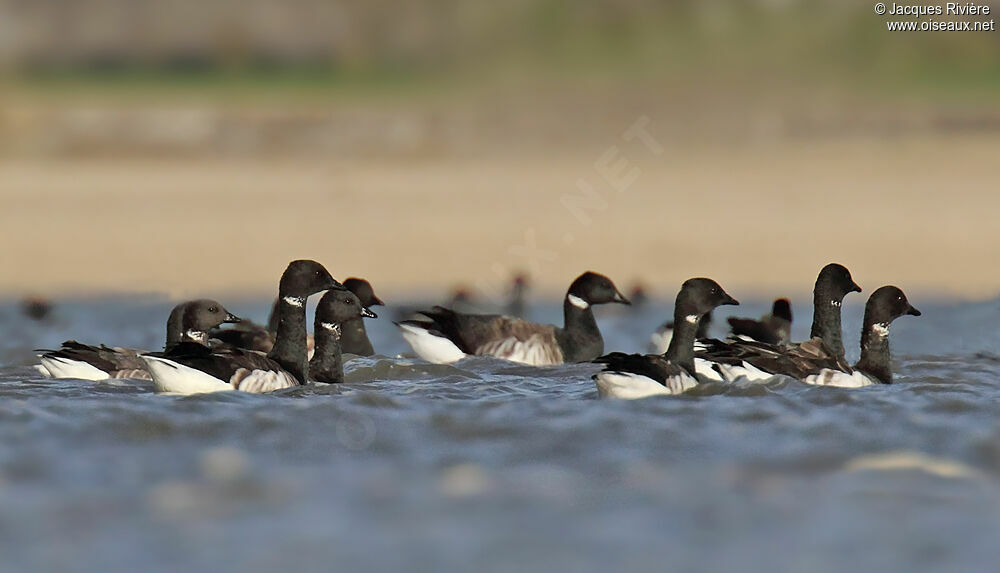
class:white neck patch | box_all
[321,322,342,339]
[567,294,590,309]
[831,300,842,307]
[685,314,699,324]
[184,329,207,343]
[871,323,890,337]
[283,296,305,308]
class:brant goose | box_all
[310,289,378,383]
[35,299,240,380]
[22,296,54,321]
[445,286,482,314]
[696,263,861,382]
[648,312,712,354]
[396,271,630,366]
[803,286,920,387]
[627,283,650,310]
[340,277,384,356]
[727,298,793,345]
[594,278,739,399]
[505,273,531,318]
[142,260,341,394]
[807,263,863,360]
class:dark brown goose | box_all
[695,263,862,382]
[396,271,630,366]
[594,278,739,399]
[310,289,378,384]
[340,277,384,356]
[35,299,240,381]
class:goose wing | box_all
[593,352,690,384]
[697,337,850,380]
[38,340,149,378]
[415,307,563,364]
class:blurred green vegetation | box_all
[3,0,1000,103]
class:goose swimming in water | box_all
[142,260,341,394]
[594,278,739,399]
[396,271,630,366]
[35,299,240,381]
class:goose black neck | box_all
[855,318,893,384]
[339,318,375,356]
[562,296,602,357]
[811,283,846,359]
[165,305,184,347]
[268,296,309,383]
[266,298,281,333]
[164,309,207,349]
[310,322,344,384]
[665,310,701,373]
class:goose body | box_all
[726,298,793,345]
[144,344,299,394]
[595,354,699,399]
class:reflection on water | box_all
[2,295,1000,572]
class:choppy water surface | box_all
[3,294,1000,572]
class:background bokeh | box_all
[2,0,999,302]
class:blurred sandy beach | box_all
[3,129,999,300]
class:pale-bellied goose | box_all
[397,271,630,366]
[696,263,862,382]
[594,278,739,399]
[35,299,240,380]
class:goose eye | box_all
[208,307,217,313]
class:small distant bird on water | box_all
[446,286,481,314]
[627,283,649,310]
[22,296,54,321]
[504,273,531,318]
